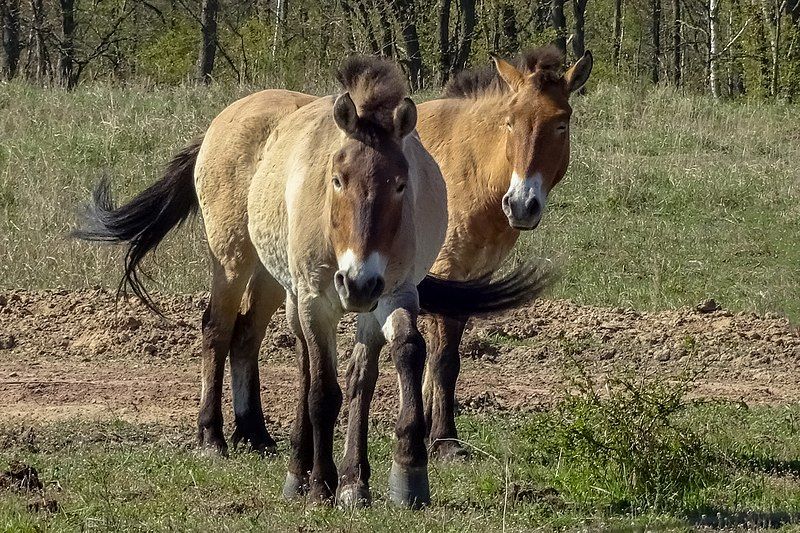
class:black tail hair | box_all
[72,137,203,311]
[417,263,554,318]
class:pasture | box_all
[0,80,799,530]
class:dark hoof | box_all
[231,425,277,456]
[282,471,309,500]
[198,428,228,458]
[388,462,430,509]
[309,480,337,506]
[337,482,371,508]
[430,439,470,462]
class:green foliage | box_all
[524,362,722,513]
[137,20,198,85]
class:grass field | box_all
[0,80,798,318]
[3,378,800,531]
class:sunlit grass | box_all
[1,81,798,318]
[2,398,800,530]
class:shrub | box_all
[521,361,725,514]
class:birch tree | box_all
[709,0,720,96]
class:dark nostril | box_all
[526,197,541,216]
[334,271,348,297]
[370,277,385,299]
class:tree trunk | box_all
[271,0,287,57]
[771,4,781,97]
[0,0,20,80]
[572,0,587,59]
[27,0,49,82]
[501,2,518,55]
[551,0,567,55]
[58,0,77,88]
[453,0,476,71]
[196,0,218,84]
[377,0,393,57]
[672,0,681,85]
[651,0,661,83]
[709,0,720,97]
[392,0,423,90]
[612,0,623,67]
[438,0,451,84]
[763,0,786,96]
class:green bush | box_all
[521,362,724,513]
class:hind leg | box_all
[229,267,285,454]
[422,313,469,461]
[198,260,250,456]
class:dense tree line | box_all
[0,0,797,98]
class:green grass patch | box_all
[2,369,800,531]
[0,81,798,319]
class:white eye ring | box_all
[332,176,343,190]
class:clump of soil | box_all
[0,462,43,492]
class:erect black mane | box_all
[444,46,564,99]
[336,55,407,132]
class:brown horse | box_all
[417,46,592,459]
[340,46,593,461]
[75,57,549,507]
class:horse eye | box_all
[505,118,513,131]
[332,176,342,190]
[396,182,406,193]
[556,123,568,133]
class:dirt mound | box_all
[0,463,43,492]
[0,289,798,431]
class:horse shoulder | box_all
[402,134,448,283]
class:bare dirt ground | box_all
[1,289,798,433]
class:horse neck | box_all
[459,96,513,191]
[455,97,516,231]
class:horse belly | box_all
[247,172,294,292]
[253,227,293,291]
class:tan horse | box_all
[75,56,549,507]
[340,46,593,461]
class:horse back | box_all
[195,89,317,272]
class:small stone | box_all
[696,299,721,313]
[0,334,16,350]
[655,348,671,362]
[142,343,158,356]
[121,316,142,331]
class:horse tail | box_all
[416,263,554,318]
[72,137,203,312]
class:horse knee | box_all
[391,329,426,376]
[308,380,343,423]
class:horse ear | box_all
[394,97,417,138]
[565,51,593,94]
[491,54,525,92]
[333,92,358,135]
